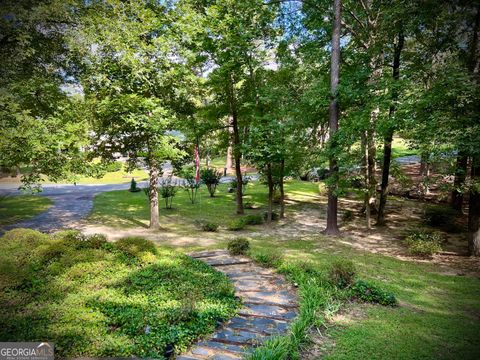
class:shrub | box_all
[227,218,246,231]
[351,280,397,306]
[200,168,222,197]
[230,176,250,195]
[105,161,123,172]
[159,177,178,209]
[243,214,264,225]
[342,210,354,222]
[263,211,279,221]
[129,178,141,192]
[227,237,250,255]
[405,230,443,257]
[328,259,356,288]
[202,222,219,232]
[424,206,462,233]
[115,237,157,257]
[53,231,108,250]
[180,167,200,204]
[253,250,283,268]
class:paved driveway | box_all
[0,182,147,233]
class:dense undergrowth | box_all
[0,229,238,359]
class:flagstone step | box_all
[176,250,298,360]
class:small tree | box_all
[200,168,222,197]
[129,178,141,193]
[159,177,178,209]
[179,166,200,204]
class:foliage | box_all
[242,214,264,226]
[423,206,463,233]
[252,251,283,268]
[0,229,238,358]
[201,222,219,232]
[159,178,179,209]
[405,230,443,257]
[350,280,397,306]
[227,218,246,231]
[341,210,354,222]
[230,176,250,195]
[129,178,141,193]
[263,211,279,222]
[328,259,357,288]
[227,237,250,256]
[105,161,123,173]
[179,166,200,204]
[200,168,222,197]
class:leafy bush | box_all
[424,206,462,233]
[341,210,354,222]
[0,229,238,358]
[227,218,246,231]
[201,222,219,232]
[351,280,397,306]
[230,176,250,195]
[105,161,123,172]
[253,250,283,267]
[200,168,222,197]
[348,175,363,189]
[243,214,264,225]
[328,259,356,288]
[115,237,158,257]
[263,211,279,221]
[227,237,250,255]
[159,177,178,209]
[180,167,200,204]
[405,230,443,257]
[129,178,141,192]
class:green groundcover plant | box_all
[0,229,238,358]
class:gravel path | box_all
[178,250,298,360]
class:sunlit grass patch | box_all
[0,195,52,227]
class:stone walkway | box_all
[178,250,298,360]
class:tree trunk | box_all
[367,126,377,215]
[324,0,341,235]
[468,157,480,256]
[451,153,468,212]
[279,159,285,219]
[377,129,393,225]
[148,160,160,229]
[226,143,233,169]
[420,152,430,195]
[267,163,273,224]
[362,131,371,229]
[377,31,404,225]
[227,77,244,215]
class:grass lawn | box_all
[0,229,238,358]
[243,238,480,360]
[0,195,52,227]
[0,167,148,185]
[391,137,419,159]
[89,179,479,358]
[88,180,324,230]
